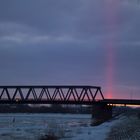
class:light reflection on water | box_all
[0,114,91,140]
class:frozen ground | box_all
[0,113,122,140]
[107,111,140,140]
[65,115,124,140]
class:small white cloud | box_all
[0,22,81,45]
[1,35,23,43]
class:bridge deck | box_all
[102,99,140,105]
[0,99,140,105]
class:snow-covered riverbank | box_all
[66,115,124,140]
[0,112,138,140]
[107,109,140,140]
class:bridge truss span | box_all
[0,85,104,104]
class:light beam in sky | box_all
[104,1,119,98]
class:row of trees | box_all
[0,104,91,114]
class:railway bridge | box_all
[0,85,140,124]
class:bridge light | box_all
[15,98,20,102]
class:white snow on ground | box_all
[67,115,126,140]
[0,113,124,140]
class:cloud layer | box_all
[0,0,140,98]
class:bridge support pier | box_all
[91,103,112,126]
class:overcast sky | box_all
[0,0,140,99]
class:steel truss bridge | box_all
[0,85,140,105]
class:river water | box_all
[0,114,91,140]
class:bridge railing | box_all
[0,86,104,103]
